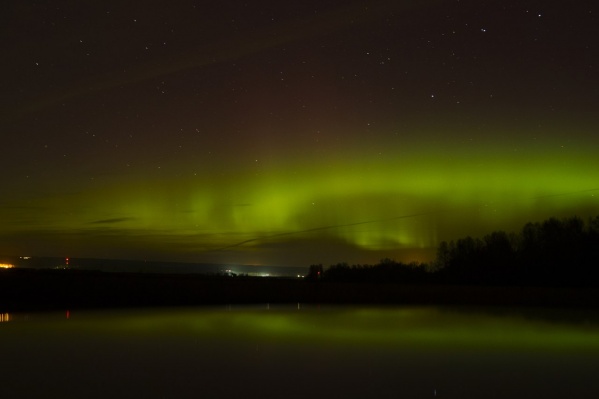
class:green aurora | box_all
[1,1,598,267]
[2,126,597,266]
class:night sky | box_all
[2,1,598,267]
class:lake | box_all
[1,306,598,398]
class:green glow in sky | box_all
[1,129,597,266]
[2,1,598,267]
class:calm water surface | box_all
[1,306,598,398]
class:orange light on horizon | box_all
[0,263,14,269]
[0,313,10,322]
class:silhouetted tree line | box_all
[436,215,599,286]
[307,215,599,287]
[306,258,428,284]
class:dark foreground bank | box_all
[1,268,598,312]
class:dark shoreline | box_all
[1,268,598,312]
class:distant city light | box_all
[0,313,10,322]
[0,263,14,269]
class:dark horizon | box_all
[1,255,309,277]
[2,213,597,289]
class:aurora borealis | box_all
[2,1,598,267]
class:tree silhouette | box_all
[308,214,599,287]
[436,215,599,286]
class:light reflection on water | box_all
[1,306,598,398]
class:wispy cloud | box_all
[89,217,136,225]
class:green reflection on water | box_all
[3,307,598,354]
